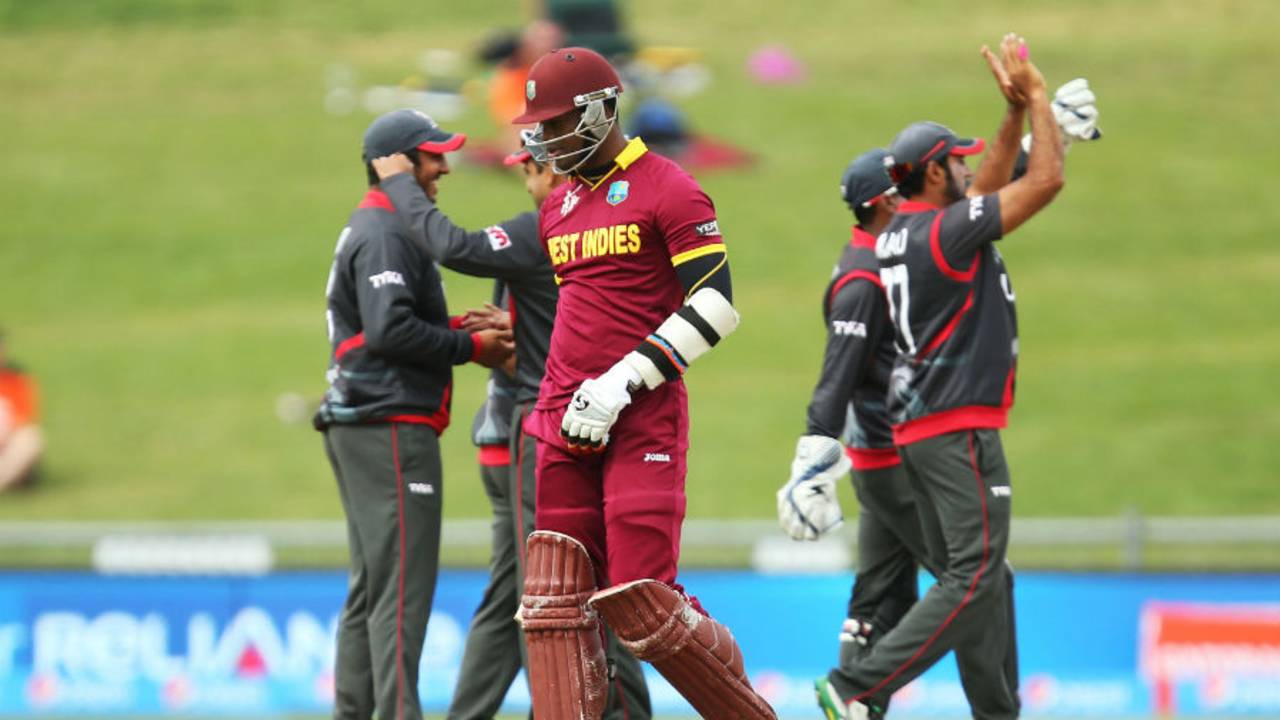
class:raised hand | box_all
[980,33,1027,108]
[1000,33,1046,99]
[371,153,415,180]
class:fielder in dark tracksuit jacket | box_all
[317,187,476,428]
[382,173,554,406]
[805,227,930,671]
[813,227,1018,719]
[318,186,477,720]
[380,172,652,720]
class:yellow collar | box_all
[615,137,648,169]
[579,137,648,191]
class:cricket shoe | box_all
[814,676,881,720]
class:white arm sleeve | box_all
[620,287,740,390]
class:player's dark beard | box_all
[577,159,614,183]
[941,162,965,203]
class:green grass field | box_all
[1,0,1277,530]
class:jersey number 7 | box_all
[879,264,918,356]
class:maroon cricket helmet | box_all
[512,47,623,125]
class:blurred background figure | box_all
[0,330,43,492]
[471,19,566,163]
[626,96,753,171]
[486,20,565,129]
[469,4,752,173]
[746,45,807,85]
[627,98,689,159]
[543,0,634,57]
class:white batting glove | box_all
[1052,77,1101,143]
[560,361,641,454]
[776,435,850,541]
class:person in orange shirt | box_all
[487,20,564,149]
[0,331,43,491]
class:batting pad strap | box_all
[621,287,740,391]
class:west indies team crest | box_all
[606,180,630,206]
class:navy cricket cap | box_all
[362,109,466,163]
[885,121,985,184]
[840,148,897,209]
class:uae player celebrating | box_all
[817,34,1078,720]
[511,47,775,720]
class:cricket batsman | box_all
[509,47,776,719]
[369,131,653,717]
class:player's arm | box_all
[804,280,884,438]
[967,35,1032,196]
[352,231,510,368]
[558,187,739,452]
[615,253,736,392]
[967,85,1025,196]
[673,244,732,301]
[377,167,548,280]
[1012,77,1103,181]
[776,280,886,541]
[991,36,1065,235]
[967,106,1024,198]
[558,264,739,452]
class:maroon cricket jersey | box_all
[876,196,1017,445]
[527,138,724,442]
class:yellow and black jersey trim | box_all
[578,137,649,191]
[671,243,726,266]
[672,244,728,297]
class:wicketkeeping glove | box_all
[1052,77,1101,143]
[560,360,642,453]
[1022,77,1103,153]
[776,435,851,541]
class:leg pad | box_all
[589,579,777,720]
[521,531,608,720]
